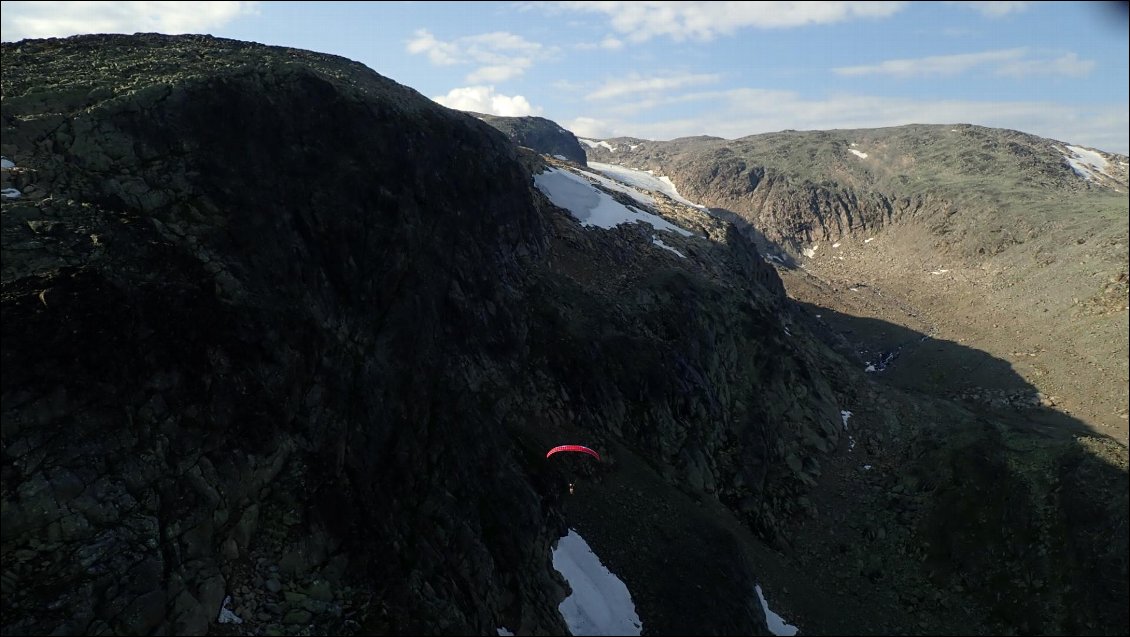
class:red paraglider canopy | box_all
[546,445,601,461]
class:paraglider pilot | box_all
[546,445,600,496]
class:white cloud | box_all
[592,85,789,117]
[432,85,543,117]
[0,0,258,41]
[552,78,588,92]
[565,116,618,138]
[579,89,1129,154]
[946,1,1030,17]
[407,28,553,84]
[586,72,721,101]
[577,35,624,50]
[468,64,529,84]
[995,52,1095,78]
[834,48,1094,79]
[554,1,907,42]
[600,35,624,50]
[405,29,460,65]
[834,48,1027,77]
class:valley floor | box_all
[776,231,1129,447]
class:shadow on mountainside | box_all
[497,279,1128,635]
[705,206,800,268]
[795,300,1099,440]
[766,297,1129,636]
[703,196,1107,435]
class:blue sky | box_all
[2,1,1128,153]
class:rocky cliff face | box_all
[582,126,1129,260]
[1,33,564,636]
[472,113,589,165]
[1,34,843,636]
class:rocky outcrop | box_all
[1,34,838,636]
[471,113,588,165]
[1,33,566,636]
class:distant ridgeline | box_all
[470,111,589,165]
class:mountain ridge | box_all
[578,123,1129,441]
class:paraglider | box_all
[546,445,601,461]
[546,445,601,495]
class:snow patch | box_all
[578,138,615,151]
[554,530,643,636]
[832,242,841,248]
[554,154,568,160]
[534,167,692,236]
[497,629,514,636]
[929,269,949,275]
[840,410,853,429]
[1,187,21,200]
[1062,145,1111,181]
[0,157,14,170]
[658,176,703,207]
[652,236,687,258]
[849,149,868,159]
[802,245,818,258]
[755,584,798,636]
[864,349,899,373]
[588,162,707,210]
[217,596,243,625]
[580,169,657,207]
[864,237,875,243]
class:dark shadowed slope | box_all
[1,33,825,636]
[2,32,569,636]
